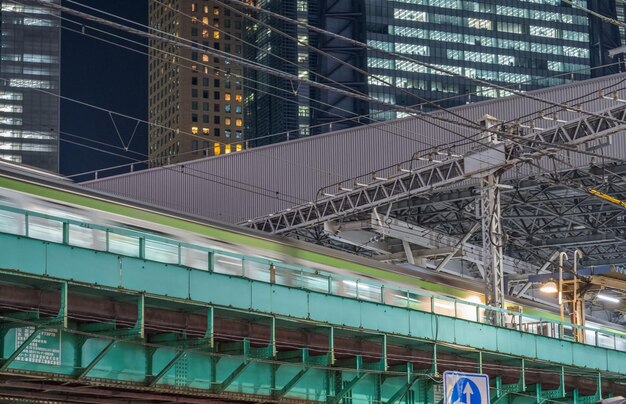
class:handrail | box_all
[0,203,624,351]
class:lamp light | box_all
[597,293,620,303]
[540,281,558,294]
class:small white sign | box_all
[443,371,490,404]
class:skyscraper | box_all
[0,0,61,172]
[148,0,245,166]
[244,0,622,141]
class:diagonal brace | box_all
[0,327,42,371]
[214,360,251,394]
[274,367,311,399]
[386,375,420,404]
[76,340,115,380]
[147,350,187,387]
[329,373,368,404]
[435,223,480,271]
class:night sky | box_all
[60,1,148,180]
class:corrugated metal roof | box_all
[83,73,626,223]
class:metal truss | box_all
[242,105,626,234]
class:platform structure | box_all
[0,194,625,403]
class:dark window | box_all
[192,77,198,85]
[214,91,220,100]
[203,115,209,123]
[214,79,220,87]
[214,116,220,124]
[214,128,220,136]
[203,90,209,99]
[192,114,198,122]
[203,102,209,111]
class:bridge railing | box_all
[0,203,624,351]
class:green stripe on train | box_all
[0,176,564,322]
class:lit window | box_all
[225,118,232,125]
[225,144,232,154]
[202,29,209,38]
[202,17,209,25]
[191,3,197,12]
[236,143,243,152]
[202,54,209,62]
[204,5,209,13]
[214,142,221,155]
[213,31,220,39]
[202,128,209,134]
[191,126,199,134]
[235,119,242,127]
[225,129,231,137]
[468,18,492,30]
[235,94,242,102]
[213,7,220,15]
[530,25,557,38]
[224,93,231,101]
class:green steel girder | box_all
[0,309,621,402]
[569,373,603,404]
[214,360,252,394]
[0,327,42,371]
[328,372,368,404]
[528,366,566,402]
[0,236,625,401]
[2,234,625,375]
[273,366,311,400]
[492,359,526,404]
[386,374,422,404]
[146,350,187,387]
[76,340,116,380]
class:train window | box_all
[108,233,140,258]
[181,246,209,271]
[28,216,63,243]
[214,254,242,276]
[145,239,179,264]
[0,210,25,236]
[245,260,271,283]
[69,225,106,251]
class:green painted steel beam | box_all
[214,360,251,394]
[76,340,115,380]
[328,373,368,404]
[0,327,42,371]
[386,375,421,404]
[2,234,625,375]
[273,367,310,400]
[147,350,187,387]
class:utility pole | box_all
[476,115,506,326]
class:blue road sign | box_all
[443,371,490,404]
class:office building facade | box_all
[148,0,245,166]
[0,0,61,172]
[244,0,621,141]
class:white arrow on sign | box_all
[463,382,473,404]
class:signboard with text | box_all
[15,326,61,366]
